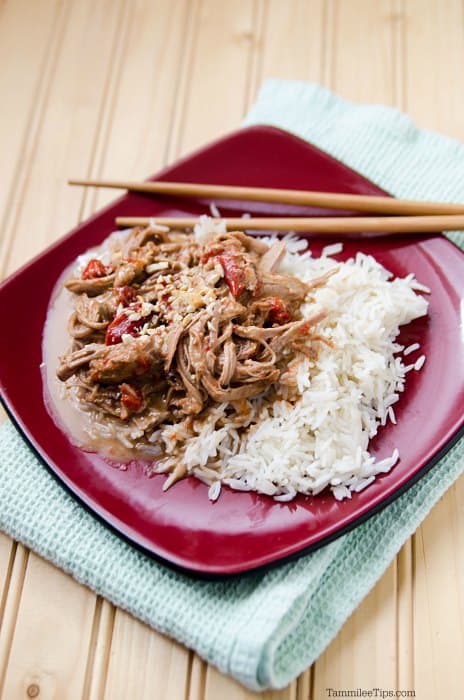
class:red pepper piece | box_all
[201,245,224,264]
[119,383,143,413]
[157,292,172,311]
[105,314,143,345]
[116,285,138,306]
[268,297,292,325]
[217,253,246,298]
[105,303,149,345]
[299,321,312,335]
[82,258,112,280]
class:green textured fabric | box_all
[1,80,463,691]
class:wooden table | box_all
[0,1,463,698]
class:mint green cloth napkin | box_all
[1,80,463,691]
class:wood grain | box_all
[313,563,397,697]
[413,499,464,699]
[204,667,297,700]
[0,0,463,698]
[0,0,68,277]
[0,536,13,602]
[103,610,190,700]
[1,554,97,699]
[82,600,115,700]
[259,0,324,83]
[0,0,62,238]
[404,0,464,138]
[86,0,190,213]
[3,0,128,276]
[173,0,255,157]
[0,545,28,695]
[330,0,396,104]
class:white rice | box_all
[403,342,420,356]
[322,242,344,257]
[209,202,221,218]
[157,219,429,502]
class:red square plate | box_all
[1,126,463,576]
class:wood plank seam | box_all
[83,600,116,700]
[161,0,195,167]
[78,0,133,222]
[308,664,315,700]
[413,530,429,696]
[0,547,29,696]
[394,555,401,692]
[390,0,398,106]
[183,651,193,700]
[243,0,267,111]
[395,550,409,691]
[166,0,202,162]
[398,0,407,111]
[451,484,464,628]
[0,543,17,636]
[81,597,106,700]
[0,0,71,279]
[407,542,414,691]
[322,0,336,90]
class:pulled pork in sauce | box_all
[57,225,333,469]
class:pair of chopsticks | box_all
[69,178,464,234]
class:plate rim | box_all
[1,124,464,577]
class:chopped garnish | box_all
[116,285,138,306]
[105,303,154,345]
[119,383,143,413]
[216,253,246,298]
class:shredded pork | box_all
[57,224,331,479]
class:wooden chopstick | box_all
[69,178,464,216]
[115,215,464,233]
